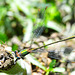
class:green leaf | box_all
[15,0,31,16]
[0,59,27,75]
[45,6,62,22]
[0,7,7,20]
[49,60,56,71]
[0,33,8,43]
[26,54,47,71]
[23,19,33,42]
[52,67,65,72]
[47,21,64,32]
[12,44,18,51]
[45,60,56,75]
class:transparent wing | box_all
[23,7,47,49]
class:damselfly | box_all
[15,36,75,61]
[14,6,75,62]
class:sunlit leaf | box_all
[49,60,56,70]
[52,67,65,72]
[15,0,31,16]
[23,19,33,42]
[47,21,64,32]
[0,7,7,20]
[0,33,8,43]
[26,54,47,71]
[0,59,27,75]
[12,44,18,51]
[45,60,56,75]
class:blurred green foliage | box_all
[0,33,8,43]
[0,1,54,39]
[0,0,75,74]
[45,5,62,23]
[12,44,18,51]
[0,0,74,42]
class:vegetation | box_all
[0,0,75,75]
